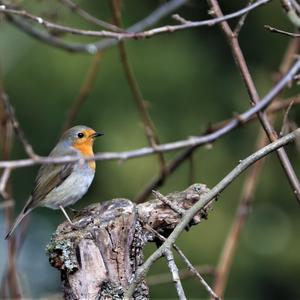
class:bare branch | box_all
[58,0,124,32]
[164,249,187,300]
[0,0,270,52]
[233,0,254,36]
[0,168,11,199]
[124,128,300,299]
[213,129,268,298]
[0,90,38,159]
[135,95,300,203]
[281,0,300,27]
[280,99,295,136]
[110,0,167,176]
[172,245,219,300]
[147,265,215,286]
[152,190,185,215]
[207,0,300,205]
[213,36,300,299]
[1,57,299,170]
[151,227,220,300]
[5,0,189,54]
[265,25,300,37]
[148,226,220,300]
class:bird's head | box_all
[61,125,103,157]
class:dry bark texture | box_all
[46,183,211,300]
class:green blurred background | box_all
[1,1,300,299]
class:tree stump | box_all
[46,183,211,299]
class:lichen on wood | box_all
[46,183,211,299]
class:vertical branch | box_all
[0,90,38,159]
[0,88,22,299]
[164,249,187,300]
[148,226,220,300]
[62,51,104,132]
[207,0,300,205]
[109,0,167,178]
[213,129,267,298]
[212,26,300,299]
[58,0,123,32]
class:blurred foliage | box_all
[0,0,300,299]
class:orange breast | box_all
[73,142,96,170]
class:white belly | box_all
[41,165,95,209]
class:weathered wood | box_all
[46,183,211,299]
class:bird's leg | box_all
[60,205,75,225]
[59,205,82,230]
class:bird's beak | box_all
[90,132,104,138]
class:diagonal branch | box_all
[110,0,167,176]
[164,249,187,300]
[1,0,269,53]
[124,128,300,299]
[134,94,300,203]
[0,89,38,159]
[0,57,300,169]
[213,36,300,299]
[5,0,188,54]
[147,225,220,299]
[58,0,124,32]
[207,0,300,205]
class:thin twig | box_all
[5,0,189,54]
[58,0,124,32]
[0,168,11,199]
[265,25,300,37]
[164,249,187,300]
[0,0,270,51]
[147,226,220,300]
[172,14,192,24]
[233,0,254,36]
[134,95,300,203]
[213,128,268,298]
[281,0,300,28]
[207,0,300,205]
[152,190,185,215]
[280,99,295,136]
[213,36,300,299]
[0,90,38,159]
[124,128,300,299]
[0,87,22,299]
[110,0,167,176]
[173,244,220,300]
[147,265,215,286]
[0,59,300,170]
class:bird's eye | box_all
[77,132,84,138]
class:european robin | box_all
[5,125,103,239]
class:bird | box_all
[5,125,103,239]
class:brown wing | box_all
[25,162,74,211]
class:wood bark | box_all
[46,183,212,299]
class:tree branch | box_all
[0,0,270,53]
[1,58,300,170]
[124,127,300,298]
[3,0,188,53]
[207,0,300,205]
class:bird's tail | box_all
[5,201,33,240]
